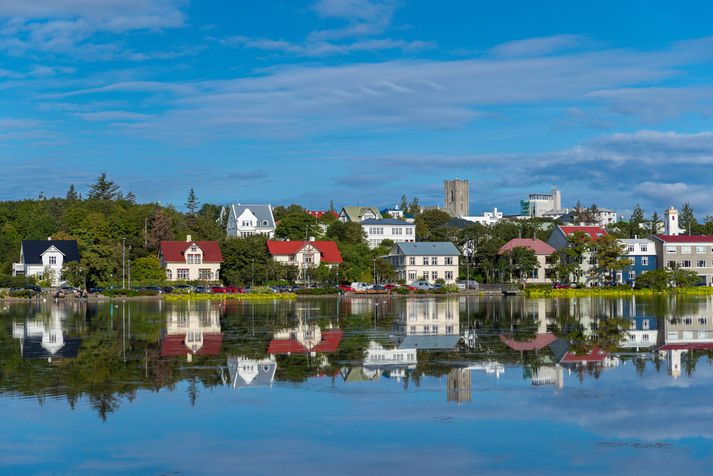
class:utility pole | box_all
[373,258,376,284]
[122,238,126,289]
[128,259,132,289]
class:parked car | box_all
[350,282,371,291]
[173,285,193,293]
[223,285,245,293]
[89,287,104,294]
[553,283,571,289]
[411,280,434,291]
[400,284,416,291]
[383,283,398,290]
[24,285,42,293]
[143,286,163,294]
[162,286,175,294]
[194,286,212,293]
[211,286,227,293]
[458,280,479,290]
[372,284,386,291]
[339,284,355,292]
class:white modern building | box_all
[385,242,460,284]
[226,203,276,238]
[460,208,504,226]
[12,239,80,286]
[361,218,416,249]
[520,187,561,217]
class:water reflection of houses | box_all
[160,305,223,361]
[531,365,564,389]
[12,304,80,361]
[658,310,713,378]
[223,356,276,389]
[395,298,461,350]
[341,341,417,384]
[268,318,343,356]
[619,317,658,350]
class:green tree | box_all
[400,195,408,212]
[326,220,365,245]
[630,203,645,237]
[649,211,661,235]
[592,234,631,283]
[61,261,87,288]
[66,184,79,201]
[131,256,165,283]
[185,189,199,215]
[415,209,451,241]
[499,246,539,284]
[220,235,271,285]
[125,191,136,204]
[274,211,321,240]
[88,172,120,201]
[680,202,696,234]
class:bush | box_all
[8,289,37,298]
[415,289,427,295]
[249,285,273,294]
[394,287,410,295]
[295,287,340,295]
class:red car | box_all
[224,285,246,293]
[401,285,416,291]
[383,284,398,290]
[338,284,355,292]
[211,286,227,293]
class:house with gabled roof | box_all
[226,203,276,238]
[498,238,556,284]
[339,206,382,223]
[361,218,416,249]
[225,356,276,389]
[159,235,223,282]
[548,225,608,285]
[385,242,460,284]
[12,238,80,286]
[160,305,223,361]
[268,321,343,356]
[266,239,342,276]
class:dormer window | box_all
[49,256,57,265]
[262,220,268,226]
[190,244,197,252]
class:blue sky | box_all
[1,0,713,216]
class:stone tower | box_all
[444,179,469,216]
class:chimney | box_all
[186,235,192,242]
[309,236,316,242]
[47,236,52,241]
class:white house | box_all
[266,240,343,272]
[12,239,80,286]
[12,304,80,360]
[226,203,276,238]
[364,341,417,367]
[380,206,415,223]
[460,208,504,226]
[225,356,276,389]
[159,235,223,282]
[361,218,416,249]
[161,303,223,361]
[385,242,460,284]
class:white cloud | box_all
[489,34,593,58]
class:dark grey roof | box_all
[393,242,460,256]
[227,356,276,388]
[445,217,476,230]
[21,240,80,265]
[21,337,80,359]
[399,335,461,350]
[361,218,413,226]
[229,204,275,228]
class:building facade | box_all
[12,239,80,286]
[547,225,608,285]
[651,235,713,285]
[497,238,556,284]
[226,203,276,238]
[444,179,469,216]
[520,187,561,217]
[338,206,382,223]
[159,235,223,282]
[460,207,503,226]
[361,218,416,248]
[385,242,460,284]
[266,240,343,276]
[617,238,657,283]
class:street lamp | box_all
[251,259,254,288]
[122,238,126,289]
[372,258,377,285]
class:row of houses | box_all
[502,207,713,286]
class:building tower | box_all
[665,207,681,236]
[444,179,469,217]
[447,368,472,403]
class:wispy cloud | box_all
[489,34,594,58]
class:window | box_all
[190,244,197,251]
[641,257,648,266]
[262,220,268,226]
[640,244,648,252]
[445,271,454,280]
[682,260,692,268]
[166,269,172,280]
[700,318,708,325]
[422,272,429,280]
[629,271,636,279]
[589,257,596,265]
[667,260,676,268]
[432,326,438,334]
[406,228,413,235]
[432,271,438,280]
[628,245,635,252]
[682,246,692,254]
[409,257,416,266]
[392,228,402,235]
[431,257,438,265]
[187,254,194,264]
[446,325,453,334]
[666,246,676,254]
[642,319,650,330]
[697,246,706,253]
[199,269,211,280]
[422,257,429,265]
[408,271,417,280]
[698,260,707,268]
[304,253,314,264]
[410,326,416,333]
[445,257,453,265]
[177,269,189,280]
[423,325,430,333]
[49,256,56,265]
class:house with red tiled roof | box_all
[160,306,223,362]
[159,235,223,282]
[547,225,608,285]
[498,238,556,284]
[268,321,343,356]
[266,240,342,279]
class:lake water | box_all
[2,295,713,475]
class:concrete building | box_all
[12,239,80,286]
[364,341,417,367]
[159,235,223,282]
[444,179,469,217]
[520,187,561,218]
[460,208,503,226]
[651,235,713,285]
[617,238,657,284]
[361,218,415,249]
[385,242,460,284]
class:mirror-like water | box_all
[2,295,713,475]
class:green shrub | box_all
[415,289,427,295]
[249,285,273,294]
[394,287,410,295]
[9,289,37,298]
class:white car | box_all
[350,282,372,291]
[410,280,435,290]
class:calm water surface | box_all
[2,295,713,475]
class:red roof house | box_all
[500,333,558,351]
[268,329,343,355]
[159,235,223,281]
[560,345,609,364]
[559,226,608,240]
[498,238,556,256]
[267,240,343,264]
[306,210,339,219]
[160,333,224,358]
